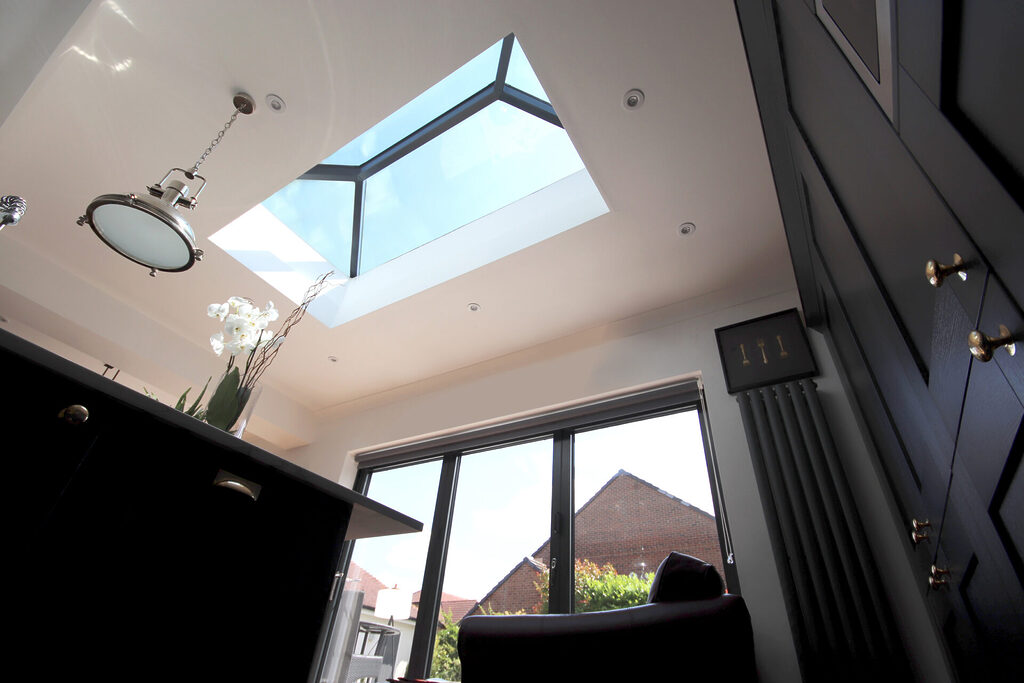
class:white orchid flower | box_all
[207,302,229,320]
[224,337,248,356]
[227,296,250,309]
[210,332,225,356]
[224,314,256,339]
[235,302,256,320]
[264,301,280,323]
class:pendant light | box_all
[77,92,255,276]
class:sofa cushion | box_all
[647,552,723,602]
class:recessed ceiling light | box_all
[327,355,338,363]
[623,88,645,110]
[265,94,286,113]
[679,222,696,236]
[0,314,7,323]
[467,302,481,312]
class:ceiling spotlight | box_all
[328,355,338,363]
[679,222,697,236]
[467,302,481,312]
[623,88,645,110]
[77,92,257,276]
[265,93,286,113]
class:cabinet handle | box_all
[928,566,950,590]
[925,253,968,287]
[212,470,261,501]
[910,518,930,546]
[57,404,89,424]
[967,324,1017,362]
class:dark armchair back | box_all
[457,553,756,682]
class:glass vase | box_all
[228,383,263,438]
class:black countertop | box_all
[2,327,421,540]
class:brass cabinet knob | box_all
[968,324,1016,362]
[925,253,967,287]
[928,566,951,590]
[57,404,89,424]
[910,518,931,546]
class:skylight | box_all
[211,34,608,327]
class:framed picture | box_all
[815,0,896,122]
[715,309,818,394]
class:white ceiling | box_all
[0,0,794,447]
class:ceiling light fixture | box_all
[0,195,27,231]
[265,93,286,113]
[77,92,256,276]
[623,88,645,110]
[679,222,696,236]
[467,302,481,312]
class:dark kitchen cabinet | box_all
[934,279,1024,677]
[737,0,1024,679]
[5,329,421,682]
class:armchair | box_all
[457,553,756,682]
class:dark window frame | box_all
[329,382,737,679]
[297,33,563,279]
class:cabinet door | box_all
[933,278,1024,678]
[28,408,349,682]
[790,119,977,554]
[897,0,1024,304]
[4,349,116,529]
[775,0,988,377]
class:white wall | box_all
[290,284,804,683]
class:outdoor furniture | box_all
[346,622,401,683]
[457,552,756,682]
[321,590,365,683]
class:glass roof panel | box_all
[322,40,503,166]
[261,179,355,274]
[505,38,549,101]
[359,100,585,273]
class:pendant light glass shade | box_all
[83,184,201,272]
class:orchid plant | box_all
[175,271,333,433]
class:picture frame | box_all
[814,0,896,123]
[715,308,818,394]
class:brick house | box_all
[467,469,723,616]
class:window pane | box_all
[505,38,549,102]
[433,438,553,681]
[572,410,724,612]
[444,439,553,613]
[322,40,503,166]
[360,101,585,273]
[345,461,441,680]
[261,179,354,274]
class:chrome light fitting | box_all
[77,92,256,276]
[0,195,28,231]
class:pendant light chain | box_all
[190,107,242,175]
